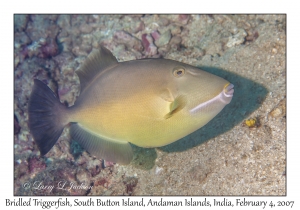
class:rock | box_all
[26,15,60,41]
[14,115,21,135]
[14,159,29,179]
[38,38,59,58]
[169,36,182,49]
[76,168,91,184]
[226,28,247,48]
[157,17,170,26]
[170,25,181,35]
[154,30,171,47]
[57,15,71,29]
[155,166,163,175]
[269,98,286,118]
[79,24,93,34]
[151,30,160,41]
[114,30,143,52]
[162,14,190,25]
[28,156,46,174]
[14,32,31,48]
[123,176,138,195]
[87,158,101,177]
[142,34,157,56]
[14,15,29,32]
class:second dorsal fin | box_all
[76,46,118,93]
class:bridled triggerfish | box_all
[28,46,234,164]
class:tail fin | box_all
[28,79,67,155]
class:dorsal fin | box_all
[76,46,118,93]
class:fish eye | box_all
[173,67,185,77]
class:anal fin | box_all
[70,123,133,165]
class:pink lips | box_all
[224,83,234,97]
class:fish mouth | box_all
[189,83,234,114]
[224,83,234,97]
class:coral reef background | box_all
[14,14,286,195]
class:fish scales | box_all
[28,46,234,164]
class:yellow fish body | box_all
[29,46,234,164]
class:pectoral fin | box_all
[70,123,133,164]
[164,95,187,119]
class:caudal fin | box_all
[28,79,67,155]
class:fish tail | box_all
[28,79,68,155]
